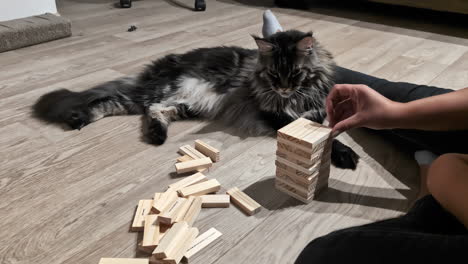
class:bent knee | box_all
[427,153,468,196]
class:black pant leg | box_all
[333,66,468,154]
[295,196,468,264]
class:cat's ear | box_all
[253,36,274,54]
[296,33,314,52]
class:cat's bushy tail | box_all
[33,77,142,129]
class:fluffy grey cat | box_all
[34,30,359,169]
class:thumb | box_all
[332,115,361,135]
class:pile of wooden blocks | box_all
[275,118,333,203]
[99,140,261,264]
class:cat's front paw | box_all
[65,110,90,130]
[147,121,168,145]
[331,140,359,170]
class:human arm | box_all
[326,84,468,133]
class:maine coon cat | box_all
[33,30,359,169]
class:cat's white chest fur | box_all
[171,76,226,118]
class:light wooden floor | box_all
[1,1,467,263]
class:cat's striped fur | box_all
[34,30,358,169]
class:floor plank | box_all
[0,0,466,264]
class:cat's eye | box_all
[292,68,302,77]
[266,70,278,78]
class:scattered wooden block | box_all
[167,172,207,192]
[99,258,148,264]
[201,195,230,208]
[180,196,202,226]
[176,155,193,163]
[194,140,220,162]
[178,145,206,159]
[142,215,161,250]
[226,187,261,216]
[164,227,199,264]
[184,227,222,261]
[178,179,221,197]
[131,199,153,231]
[158,198,187,225]
[152,190,178,214]
[153,222,189,259]
[175,157,212,174]
[174,196,194,223]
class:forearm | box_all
[390,87,468,131]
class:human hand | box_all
[326,84,401,134]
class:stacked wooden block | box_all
[275,118,333,203]
[100,140,261,264]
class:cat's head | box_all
[253,30,324,98]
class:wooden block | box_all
[277,136,332,156]
[175,157,212,174]
[277,118,331,149]
[276,143,329,164]
[174,196,194,223]
[275,181,312,203]
[277,118,319,147]
[142,215,161,249]
[180,196,202,226]
[184,227,222,260]
[302,126,332,147]
[277,138,314,158]
[194,139,220,162]
[276,156,328,176]
[226,187,261,216]
[167,172,207,192]
[275,160,312,178]
[149,256,166,264]
[99,258,149,264]
[131,199,153,231]
[164,227,199,264]
[176,155,193,163]
[158,198,187,225]
[152,190,178,214]
[276,167,317,186]
[276,150,320,168]
[275,177,313,197]
[153,222,189,259]
[178,145,206,159]
[178,179,221,197]
[201,195,230,208]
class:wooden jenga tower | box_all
[275,118,333,203]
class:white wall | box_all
[0,0,58,22]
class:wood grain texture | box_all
[184,228,222,260]
[226,187,262,216]
[0,0,464,264]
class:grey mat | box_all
[0,13,71,53]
